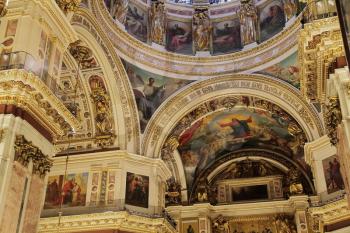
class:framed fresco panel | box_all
[259,0,286,42]
[44,172,89,209]
[336,0,350,66]
[182,220,199,233]
[125,172,149,208]
[166,19,193,55]
[322,155,345,194]
[125,2,148,42]
[211,17,242,55]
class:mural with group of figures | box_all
[176,96,307,189]
[122,60,192,132]
[44,173,89,208]
[44,171,150,209]
[104,0,302,56]
[257,51,300,88]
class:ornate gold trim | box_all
[38,211,176,233]
[0,70,80,137]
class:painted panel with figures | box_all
[44,173,89,209]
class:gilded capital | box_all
[14,135,53,177]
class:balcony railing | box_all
[0,51,60,98]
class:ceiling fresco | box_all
[256,51,300,88]
[103,0,303,56]
[122,60,193,132]
[165,96,307,189]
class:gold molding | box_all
[38,211,176,233]
[0,70,80,138]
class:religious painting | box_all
[259,0,286,42]
[322,155,345,194]
[105,0,128,24]
[5,19,18,37]
[177,96,306,189]
[257,52,300,88]
[166,20,193,55]
[212,18,242,55]
[182,220,199,233]
[123,60,192,132]
[125,172,149,208]
[125,3,148,42]
[231,185,269,202]
[336,0,350,66]
[44,172,88,209]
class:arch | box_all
[142,74,324,158]
[71,8,141,153]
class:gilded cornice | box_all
[38,211,176,233]
[72,8,141,153]
[0,70,80,138]
[298,17,344,103]
[308,198,350,225]
[91,0,301,76]
[142,74,324,158]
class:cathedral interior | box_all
[0,0,350,232]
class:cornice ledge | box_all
[304,135,333,165]
[309,198,350,224]
[0,69,80,136]
[38,211,176,233]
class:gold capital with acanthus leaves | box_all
[14,135,53,178]
[55,0,81,14]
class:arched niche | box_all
[71,8,141,153]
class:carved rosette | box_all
[324,97,342,145]
[55,0,82,14]
[14,135,53,178]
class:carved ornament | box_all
[324,97,342,146]
[14,135,53,177]
[0,70,80,137]
[55,0,81,13]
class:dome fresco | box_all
[104,0,303,56]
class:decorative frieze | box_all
[14,135,53,178]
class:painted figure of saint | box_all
[169,24,190,51]
[150,1,165,45]
[220,116,252,138]
[187,225,195,233]
[110,0,128,24]
[239,0,257,45]
[193,10,211,51]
